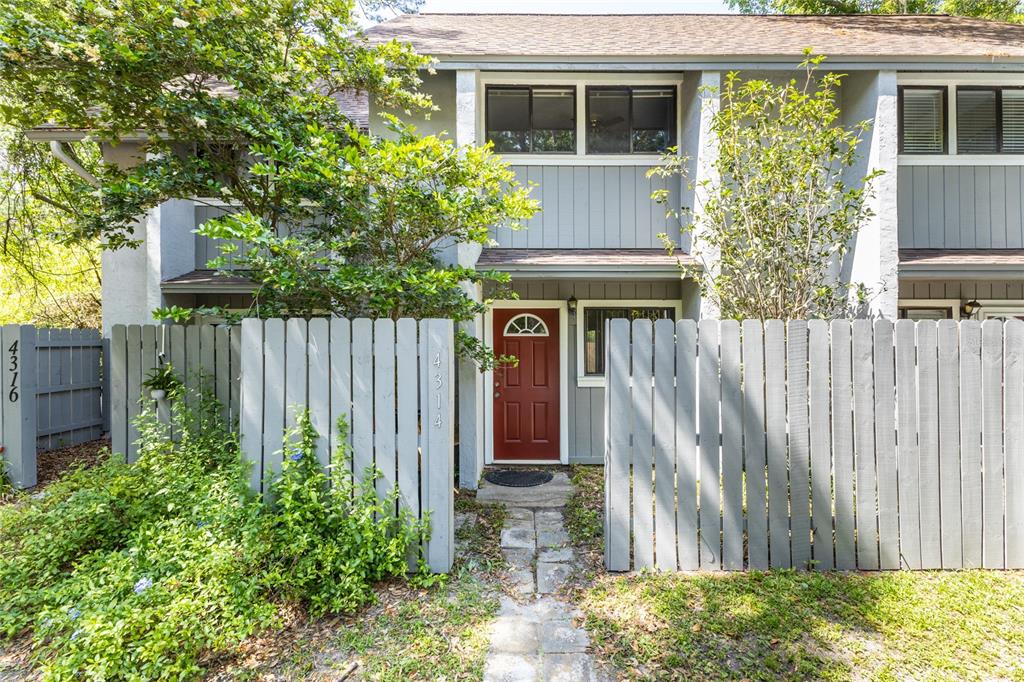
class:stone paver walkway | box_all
[480,472,609,682]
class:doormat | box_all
[484,469,553,488]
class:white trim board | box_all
[575,299,684,389]
[483,300,569,465]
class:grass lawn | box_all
[581,565,1024,681]
[566,465,1024,681]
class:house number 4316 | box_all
[7,339,19,403]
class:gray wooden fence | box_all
[605,318,1024,572]
[2,325,106,489]
[239,317,455,573]
[108,318,455,573]
[108,323,241,462]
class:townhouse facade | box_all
[27,13,1024,485]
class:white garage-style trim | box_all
[483,300,569,465]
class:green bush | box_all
[0,388,429,680]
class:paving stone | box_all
[489,618,540,654]
[507,567,535,595]
[542,653,595,682]
[536,562,573,594]
[540,620,590,653]
[538,547,574,562]
[500,527,536,550]
[534,509,564,527]
[537,528,570,548]
[528,596,578,620]
[505,507,535,523]
[483,653,540,682]
[502,548,534,570]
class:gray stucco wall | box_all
[487,277,699,463]
[898,165,1024,249]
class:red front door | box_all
[493,308,560,461]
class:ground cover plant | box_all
[565,465,604,556]
[0,387,429,680]
[580,568,1024,681]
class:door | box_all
[493,308,560,461]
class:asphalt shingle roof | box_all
[365,13,1024,60]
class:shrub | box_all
[0,387,429,679]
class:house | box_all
[26,13,1024,487]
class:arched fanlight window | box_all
[503,313,549,337]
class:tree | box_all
[0,129,102,328]
[0,0,536,364]
[729,0,1023,23]
[650,54,879,320]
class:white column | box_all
[681,71,722,320]
[453,69,485,489]
[841,70,899,319]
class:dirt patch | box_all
[34,439,110,488]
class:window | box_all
[898,307,954,321]
[898,86,946,154]
[586,86,677,154]
[503,313,549,337]
[956,86,1024,154]
[582,306,676,375]
[485,86,576,153]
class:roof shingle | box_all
[366,13,1024,60]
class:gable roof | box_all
[365,13,1024,61]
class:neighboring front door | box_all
[493,308,560,461]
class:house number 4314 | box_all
[432,351,443,428]
[7,339,19,403]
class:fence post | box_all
[2,325,37,488]
[422,318,454,573]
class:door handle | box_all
[494,391,501,398]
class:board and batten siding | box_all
[490,278,692,464]
[898,165,1024,248]
[491,165,680,249]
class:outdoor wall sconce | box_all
[961,299,981,318]
[567,296,578,319]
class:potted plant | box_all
[142,364,182,401]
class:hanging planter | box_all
[142,364,182,401]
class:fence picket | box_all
[396,318,420,569]
[351,319,373,483]
[308,318,330,471]
[125,325,142,462]
[959,320,983,568]
[632,319,655,569]
[830,321,855,570]
[374,319,397,515]
[606,318,631,571]
[110,325,128,458]
[808,320,833,571]
[240,319,264,493]
[214,326,230,422]
[917,322,942,569]
[1006,320,1024,568]
[981,320,1005,568]
[765,320,789,568]
[742,320,768,570]
[200,325,216,400]
[852,319,879,570]
[423,319,454,573]
[698,320,721,570]
[937,320,963,568]
[895,320,922,569]
[675,320,699,570]
[788,321,811,570]
[263,319,286,492]
[329,318,352,474]
[874,321,900,570]
[720,320,743,571]
[653,318,677,571]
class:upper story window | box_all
[586,86,677,154]
[898,83,1024,156]
[485,86,576,153]
[957,87,1024,154]
[898,86,946,154]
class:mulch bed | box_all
[2,438,110,504]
